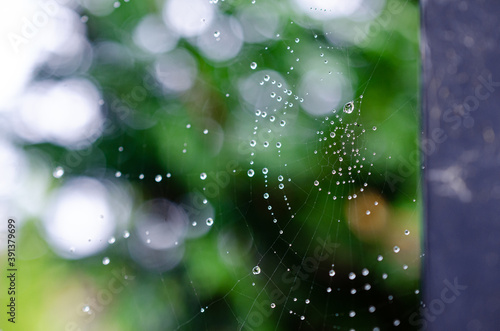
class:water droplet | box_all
[82,306,90,313]
[155,175,162,182]
[349,272,356,280]
[250,140,256,147]
[295,38,300,43]
[393,246,400,253]
[329,269,335,277]
[330,132,336,138]
[305,299,310,304]
[369,306,376,313]
[263,193,269,199]
[405,229,410,235]
[53,166,64,178]
[252,266,261,275]
[264,75,270,81]
[115,171,122,178]
[377,255,383,261]
[314,180,319,186]
[108,237,116,244]
[102,257,110,265]
[250,62,257,70]
[262,168,268,174]
[247,169,255,177]
[349,310,356,317]
[362,268,369,276]
[326,287,332,293]
[280,120,286,127]
[200,173,207,180]
[270,303,276,308]
[123,231,130,238]
[343,101,354,114]
[206,218,214,226]
[300,316,305,320]
[213,31,220,37]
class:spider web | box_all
[161,2,421,330]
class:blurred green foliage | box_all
[1,0,420,330]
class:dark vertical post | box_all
[422,0,500,330]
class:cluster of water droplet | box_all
[311,99,377,200]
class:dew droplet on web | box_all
[102,257,110,265]
[252,266,261,275]
[53,166,64,178]
[206,217,214,226]
[247,169,255,177]
[200,172,207,180]
[349,272,356,280]
[343,101,354,114]
[155,175,162,182]
[393,246,400,253]
[250,62,257,70]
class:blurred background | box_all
[0,0,420,330]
